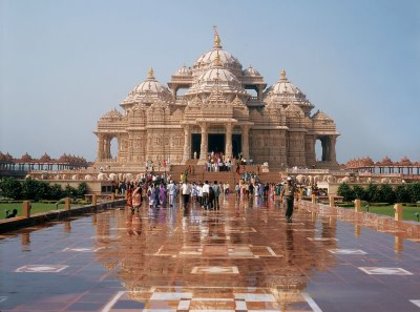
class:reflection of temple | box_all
[93,201,337,305]
[95,30,339,170]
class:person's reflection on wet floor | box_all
[126,210,142,236]
[285,224,295,265]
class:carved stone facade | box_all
[95,30,339,169]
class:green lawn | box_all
[0,202,65,219]
[338,203,420,222]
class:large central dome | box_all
[187,52,247,97]
[192,30,243,79]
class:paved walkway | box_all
[0,196,419,311]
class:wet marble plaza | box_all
[0,196,419,311]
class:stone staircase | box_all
[168,165,284,185]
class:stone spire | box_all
[147,67,155,80]
[280,69,287,81]
[213,26,222,49]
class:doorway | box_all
[232,134,241,158]
[191,134,201,159]
[208,134,225,154]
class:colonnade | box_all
[182,122,251,163]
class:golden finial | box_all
[280,69,287,80]
[213,25,222,49]
[147,67,155,80]
[213,50,222,67]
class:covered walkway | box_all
[0,196,419,311]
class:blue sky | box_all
[1,0,419,164]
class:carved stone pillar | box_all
[105,137,111,160]
[241,125,250,160]
[182,125,191,163]
[199,123,208,163]
[257,86,264,100]
[225,123,233,159]
[329,136,337,164]
[96,134,104,161]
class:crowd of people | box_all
[117,169,322,224]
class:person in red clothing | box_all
[132,183,142,212]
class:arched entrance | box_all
[315,136,332,162]
[110,137,118,160]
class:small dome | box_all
[264,69,314,113]
[174,65,192,76]
[121,68,172,106]
[266,70,305,98]
[97,173,108,181]
[243,65,261,77]
[100,108,123,120]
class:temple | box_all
[95,29,339,170]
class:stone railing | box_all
[0,197,126,234]
[299,200,420,240]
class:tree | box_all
[21,178,40,200]
[407,183,420,203]
[352,185,365,199]
[365,183,379,202]
[49,184,64,199]
[337,183,355,201]
[378,184,395,204]
[395,184,410,203]
[0,177,22,199]
[77,182,88,197]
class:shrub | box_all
[395,184,410,203]
[352,185,365,199]
[407,183,420,203]
[0,177,22,199]
[337,183,355,201]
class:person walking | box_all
[212,181,221,210]
[132,183,142,212]
[180,180,192,210]
[167,180,177,207]
[202,180,210,209]
[280,177,297,223]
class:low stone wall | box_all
[299,200,420,239]
[0,199,126,234]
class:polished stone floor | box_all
[0,196,419,311]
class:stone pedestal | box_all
[394,203,403,221]
[92,194,97,206]
[22,201,31,218]
[354,199,361,212]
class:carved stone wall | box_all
[127,131,146,164]
[287,131,306,167]
[250,129,287,167]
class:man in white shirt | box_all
[167,180,177,207]
[181,181,191,209]
[202,180,210,209]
